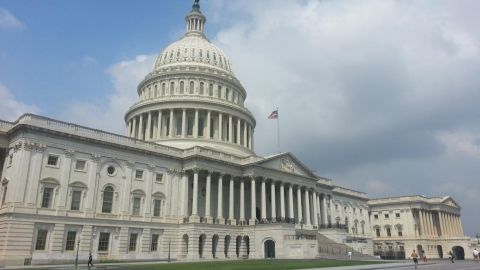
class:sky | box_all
[1,0,479,237]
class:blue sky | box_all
[1,0,480,236]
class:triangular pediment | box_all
[254,152,317,178]
[441,196,460,209]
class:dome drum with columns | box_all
[125,0,255,156]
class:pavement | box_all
[3,260,480,270]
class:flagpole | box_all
[277,107,280,153]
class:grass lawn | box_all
[127,259,386,270]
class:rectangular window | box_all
[384,214,389,219]
[75,160,86,171]
[375,228,380,237]
[135,170,144,180]
[155,173,163,183]
[151,234,159,252]
[153,199,161,217]
[65,231,77,251]
[70,190,82,211]
[35,229,48,250]
[47,155,59,166]
[374,214,378,219]
[387,228,392,237]
[132,197,141,216]
[395,213,400,218]
[129,233,138,251]
[398,231,403,237]
[98,232,110,252]
[41,187,53,208]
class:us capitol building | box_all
[0,1,474,266]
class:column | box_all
[321,194,328,227]
[127,120,132,136]
[206,110,211,139]
[250,177,256,225]
[297,187,303,224]
[218,113,223,141]
[261,179,267,221]
[191,169,199,220]
[439,212,446,236]
[240,179,245,223]
[169,109,174,138]
[304,189,311,226]
[280,183,285,220]
[146,112,152,140]
[181,109,186,138]
[237,118,241,144]
[248,125,252,149]
[194,109,199,138]
[243,122,248,147]
[138,114,143,140]
[132,117,137,138]
[445,213,451,236]
[157,110,162,139]
[228,176,235,223]
[458,215,464,236]
[419,210,425,236]
[270,181,276,221]
[217,174,224,223]
[181,173,188,217]
[205,171,211,221]
[228,115,233,143]
[288,185,294,221]
[312,192,318,227]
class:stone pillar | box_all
[297,187,303,224]
[181,173,188,217]
[261,179,267,221]
[218,113,223,141]
[169,109,174,138]
[157,110,162,138]
[217,174,224,223]
[250,177,256,225]
[205,171,211,222]
[458,215,464,236]
[127,120,132,136]
[439,211,445,236]
[237,118,241,144]
[248,125,252,149]
[182,109,187,138]
[194,109,199,138]
[228,115,233,143]
[288,185,294,220]
[243,122,248,147]
[132,117,137,138]
[229,176,235,223]
[321,194,328,227]
[138,114,144,140]
[304,189,311,226]
[240,179,245,223]
[207,110,211,139]
[146,111,152,140]
[271,181,276,222]
[312,192,318,227]
[280,183,285,220]
[191,169,199,221]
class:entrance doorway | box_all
[452,246,465,260]
[264,239,275,259]
[437,245,443,259]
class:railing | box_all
[284,234,317,240]
[318,245,356,255]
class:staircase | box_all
[316,233,378,260]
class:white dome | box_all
[154,34,233,74]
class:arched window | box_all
[217,85,221,98]
[170,82,175,95]
[154,84,158,97]
[180,81,185,94]
[199,82,204,95]
[209,84,213,96]
[189,81,194,94]
[102,186,114,213]
[162,83,166,96]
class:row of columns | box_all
[127,109,254,150]
[418,209,463,237]
[185,170,329,228]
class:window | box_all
[200,82,204,95]
[375,228,380,237]
[75,160,86,171]
[395,213,400,218]
[153,199,162,217]
[209,84,213,96]
[7,154,13,167]
[35,229,48,250]
[386,227,392,237]
[374,214,378,219]
[102,187,114,213]
[335,204,338,210]
[41,187,54,208]
[151,234,159,252]
[180,81,184,94]
[135,170,144,180]
[70,190,82,211]
[65,231,77,251]
[353,208,356,213]
[98,232,110,252]
[360,209,363,214]
[162,83,166,96]
[155,173,163,183]
[132,197,141,216]
[384,214,389,219]
[189,81,194,94]
[198,118,204,137]
[107,166,116,176]
[398,231,403,237]
[47,155,59,166]
[170,82,175,94]
[129,233,138,251]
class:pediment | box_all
[254,152,317,178]
[441,197,460,209]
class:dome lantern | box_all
[185,0,206,37]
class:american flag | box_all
[268,109,278,119]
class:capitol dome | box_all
[125,0,256,156]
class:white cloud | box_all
[0,84,39,121]
[65,54,155,133]
[438,131,480,159]
[0,8,24,30]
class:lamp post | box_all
[476,233,480,244]
[168,240,171,262]
[74,240,80,270]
